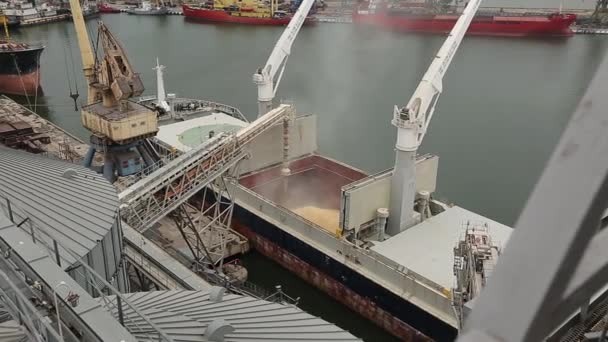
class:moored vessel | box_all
[98,2,121,13]
[0,41,44,96]
[0,17,44,96]
[353,1,576,37]
[81,0,100,18]
[127,1,167,15]
[183,0,313,25]
[2,1,69,26]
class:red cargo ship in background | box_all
[98,2,121,13]
[353,1,576,37]
[183,4,294,25]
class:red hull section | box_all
[232,221,433,341]
[353,11,576,37]
[0,71,41,96]
[98,3,121,13]
[183,5,292,25]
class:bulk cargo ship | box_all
[183,0,307,25]
[154,108,514,341]
[0,16,44,96]
[151,1,516,340]
[353,1,577,37]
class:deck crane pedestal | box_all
[252,0,314,118]
[387,0,482,236]
[68,0,158,182]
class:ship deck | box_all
[371,206,513,290]
[156,113,248,152]
[240,155,367,235]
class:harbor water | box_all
[6,11,608,341]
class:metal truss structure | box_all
[119,105,293,234]
[171,172,241,271]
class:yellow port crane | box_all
[67,0,159,182]
[0,12,10,39]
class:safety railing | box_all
[0,195,174,342]
[0,269,63,342]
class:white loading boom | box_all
[253,0,314,117]
[395,0,481,152]
[387,0,482,236]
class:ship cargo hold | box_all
[353,3,577,37]
[0,40,44,96]
[155,111,513,341]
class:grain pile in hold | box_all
[293,206,340,235]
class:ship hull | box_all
[127,7,168,15]
[353,11,576,37]
[230,203,456,341]
[182,5,292,25]
[0,46,43,96]
[98,3,121,13]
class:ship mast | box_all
[387,0,482,235]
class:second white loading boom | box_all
[388,0,482,235]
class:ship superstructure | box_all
[452,222,501,329]
[127,0,168,15]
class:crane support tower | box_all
[253,0,314,117]
[68,0,158,182]
[387,0,482,236]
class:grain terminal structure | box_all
[0,146,361,341]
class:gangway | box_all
[119,104,294,233]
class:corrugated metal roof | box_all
[104,290,362,342]
[0,146,118,263]
[0,321,26,342]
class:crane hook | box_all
[69,91,80,111]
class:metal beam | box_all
[459,52,608,342]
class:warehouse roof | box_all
[105,289,362,342]
[0,146,118,265]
